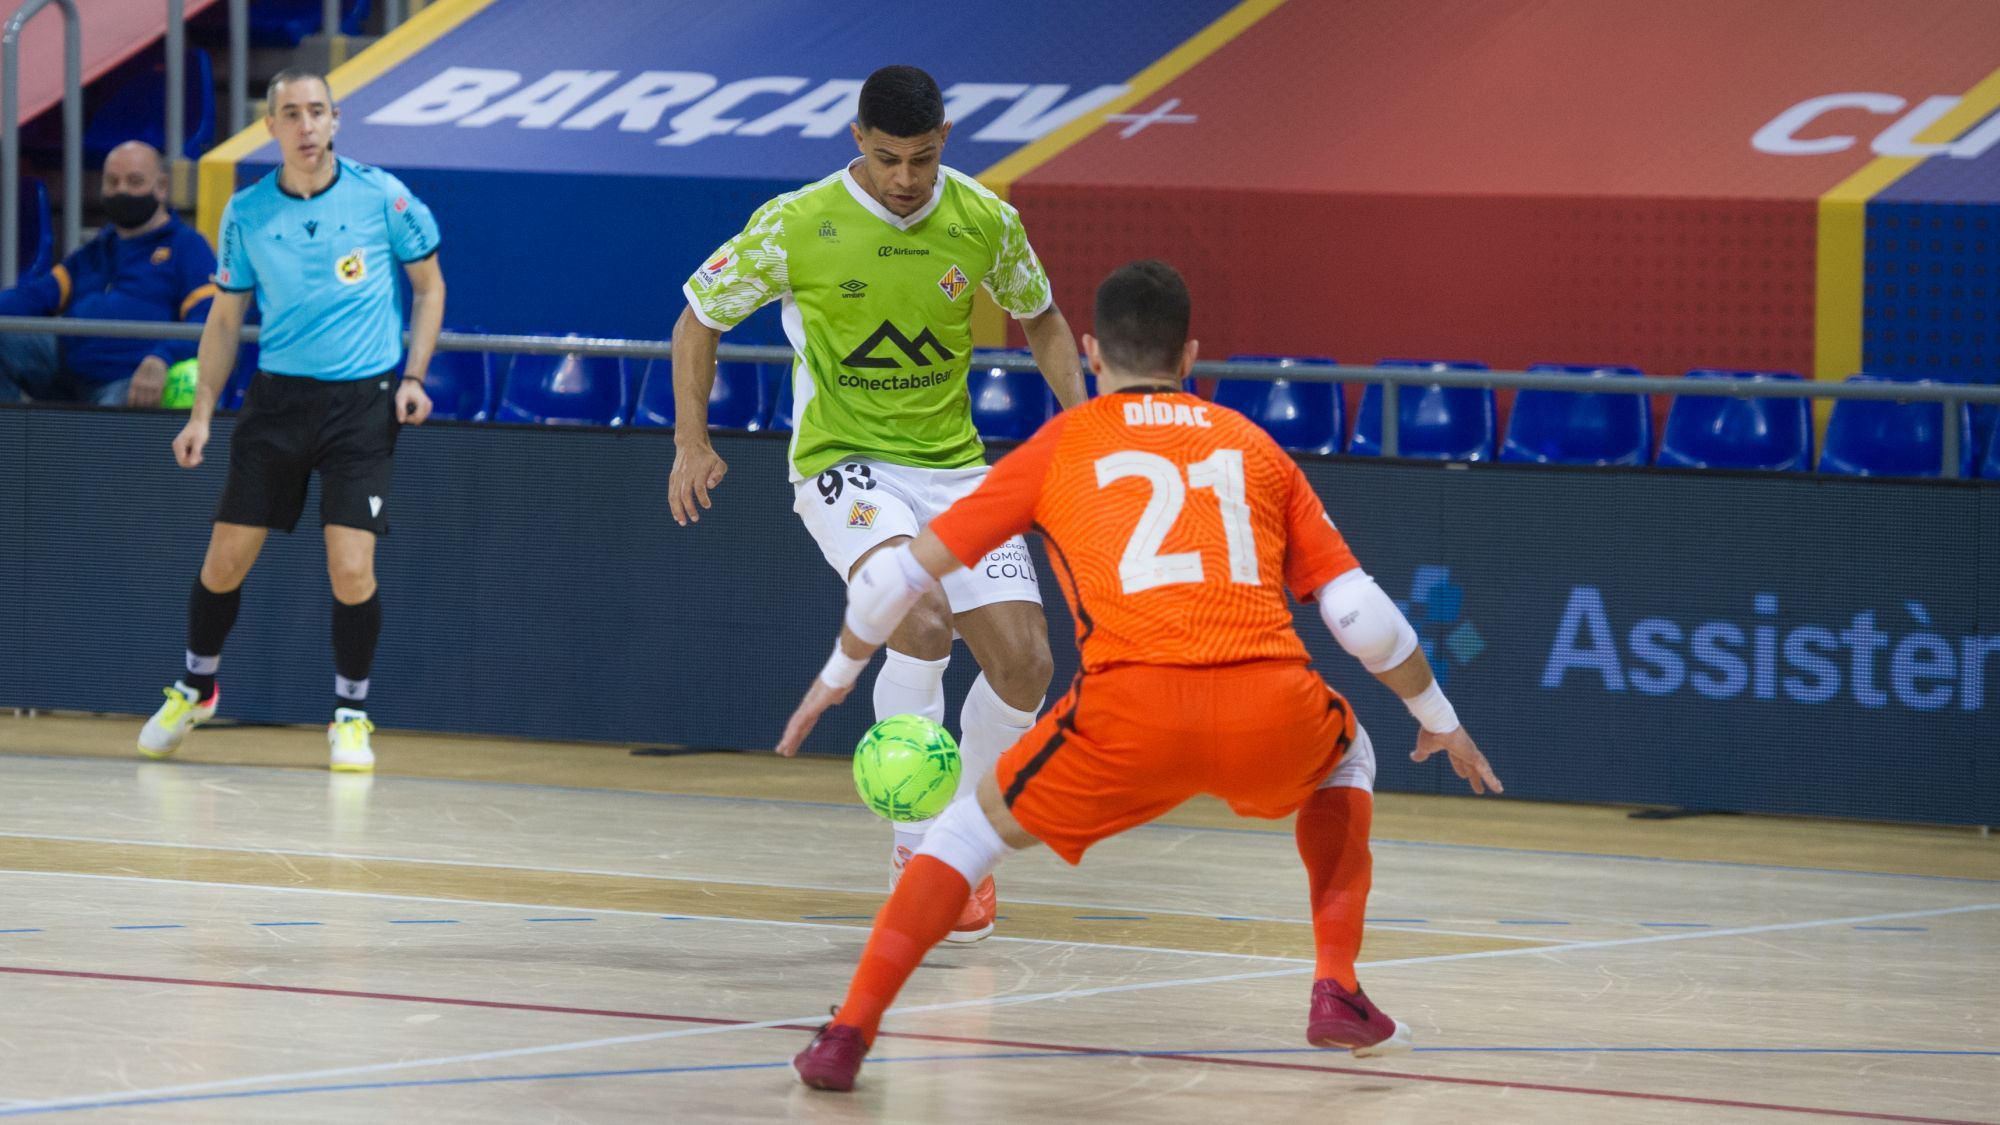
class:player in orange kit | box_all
[775,260,1503,1092]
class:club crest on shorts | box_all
[336,249,367,284]
[846,499,880,529]
[938,264,969,301]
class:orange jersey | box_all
[930,390,1359,671]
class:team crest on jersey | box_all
[937,264,969,301]
[336,250,367,284]
[150,246,172,266]
[846,500,880,529]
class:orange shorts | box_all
[994,660,1356,864]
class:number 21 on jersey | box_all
[1094,449,1259,594]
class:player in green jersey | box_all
[670,65,1084,942]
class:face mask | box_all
[104,192,160,230]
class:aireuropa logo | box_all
[1541,587,1999,713]
[1398,566,1485,686]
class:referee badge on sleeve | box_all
[336,249,367,284]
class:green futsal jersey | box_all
[681,164,1053,480]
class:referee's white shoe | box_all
[138,682,218,759]
[329,709,376,773]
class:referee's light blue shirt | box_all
[215,156,440,382]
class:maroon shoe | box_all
[793,1023,869,1091]
[1306,978,1413,1057]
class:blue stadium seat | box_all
[250,0,371,46]
[421,350,495,421]
[1656,369,1812,472]
[1981,413,2000,480]
[629,359,769,430]
[1500,364,1651,466]
[969,351,1051,440]
[495,342,629,426]
[1215,355,1343,454]
[1818,374,1973,478]
[15,176,51,279]
[83,48,215,164]
[1350,360,1496,460]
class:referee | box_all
[138,68,444,772]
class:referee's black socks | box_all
[332,592,382,716]
[184,579,242,700]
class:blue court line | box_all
[524,918,595,923]
[7,1043,1996,1118]
[252,922,323,927]
[111,925,183,931]
[0,928,43,934]
[1853,926,1928,932]
[386,920,459,925]
[1215,915,1255,921]
[17,751,1995,886]
[657,916,697,921]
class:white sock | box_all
[958,672,1041,792]
[876,649,949,872]
[873,648,949,725]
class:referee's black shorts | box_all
[216,371,400,535]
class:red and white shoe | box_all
[1306,978,1413,1057]
[945,875,996,944]
[892,846,997,944]
[794,1023,868,1091]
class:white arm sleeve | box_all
[843,544,938,646]
[1316,569,1420,673]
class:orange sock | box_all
[834,854,970,1043]
[1294,785,1374,989]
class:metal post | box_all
[323,0,341,37]
[166,0,186,169]
[384,0,404,32]
[1382,379,1400,457]
[1942,393,1961,479]
[2,0,83,287]
[228,0,248,132]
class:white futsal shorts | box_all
[792,458,1044,614]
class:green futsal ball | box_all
[160,358,199,409]
[852,714,961,822]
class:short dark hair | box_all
[856,65,944,136]
[1093,261,1192,376]
[266,67,333,109]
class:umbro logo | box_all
[304,220,319,238]
[839,279,867,299]
[841,320,955,369]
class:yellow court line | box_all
[195,0,503,244]
[977,0,1289,197]
[1813,65,2000,414]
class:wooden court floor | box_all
[0,713,1995,1123]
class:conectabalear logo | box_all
[1399,566,1485,686]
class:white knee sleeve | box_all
[1318,722,1377,793]
[915,794,1015,886]
[845,544,938,646]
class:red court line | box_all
[2,965,1987,1125]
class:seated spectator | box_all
[0,141,218,406]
